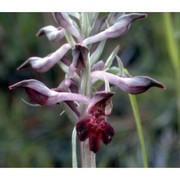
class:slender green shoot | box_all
[72,127,78,168]
[163,13,180,139]
[129,94,148,167]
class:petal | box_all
[9,79,57,96]
[9,79,90,106]
[76,118,90,141]
[89,133,101,153]
[91,71,166,94]
[83,13,147,45]
[17,43,71,72]
[52,12,82,42]
[25,88,48,105]
[87,91,114,116]
[36,25,64,42]
[47,92,90,106]
[101,121,114,145]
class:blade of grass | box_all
[163,13,180,142]
[129,94,148,167]
[163,13,179,72]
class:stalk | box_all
[79,52,96,167]
[80,140,96,167]
[72,127,78,168]
[163,13,180,141]
[129,94,148,167]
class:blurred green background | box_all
[0,13,179,167]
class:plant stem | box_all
[163,13,180,144]
[79,53,96,167]
[129,94,148,167]
[72,127,78,168]
[80,140,96,167]
[175,70,180,149]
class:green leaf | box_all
[91,40,106,65]
[80,12,91,38]
[105,45,120,70]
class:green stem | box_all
[80,12,90,38]
[163,13,180,142]
[129,94,148,167]
[72,127,78,168]
[79,54,96,168]
[64,29,75,47]
[80,140,96,168]
[175,71,180,140]
[163,13,179,72]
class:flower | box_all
[52,12,82,42]
[17,43,71,72]
[76,117,114,153]
[91,71,166,94]
[9,12,166,155]
[9,79,90,106]
[76,91,114,153]
[67,44,89,77]
[83,13,147,45]
[36,25,65,42]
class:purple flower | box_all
[68,44,89,77]
[17,43,71,72]
[52,12,82,42]
[76,91,114,153]
[36,25,65,42]
[83,13,147,45]
[91,71,166,94]
[9,79,90,106]
[9,12,166,156]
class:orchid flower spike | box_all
[9,12,166,156]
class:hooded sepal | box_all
[91,71,166,94]
[72,44,89,70]
[87,91,114,116]
[36,25,64,42]
[52,12,82,42]
[9,79,90,106]
[83,13,147,45]
[17,43,71,72]
[69,44,89,77]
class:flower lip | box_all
[76,116,114,153]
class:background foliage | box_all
[0,13,179,167]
